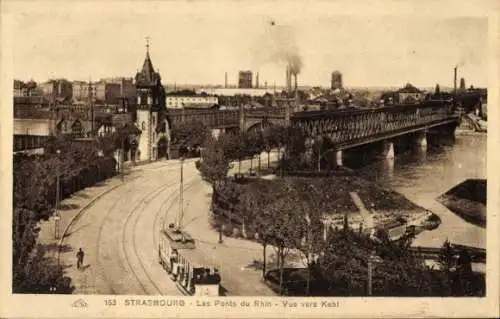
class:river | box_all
[352,133,487,249]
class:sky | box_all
[5,0,489,88]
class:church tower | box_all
[134,39,170,161]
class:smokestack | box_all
[294,73,300,109]
[285,65,289,93]
[286,65,292,95]
[454,66,457,95]
[225,72,228,88]
[265,81,268,89]
[256,72,259,89]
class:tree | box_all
[13,246,73,294]
[259,194,304,295]
[12,208,40,270]
[262,127,275,169]
[294,202,325,295]
[317,228,372,295]
[170,120,210,151]
[281,126,307,171]
[244,131,264,170]
[262,125,285,169]
[198,135,232,190]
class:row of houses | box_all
[13,78,137,106]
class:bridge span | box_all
[14,101,459,160]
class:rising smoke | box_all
[251,22,303,74]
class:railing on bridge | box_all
[167,108,240,128]
[244,107,287,118]
[292,102,458,148]
[166,107,287,129]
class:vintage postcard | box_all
[1,0,499,318]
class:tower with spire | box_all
[134,37,170,161]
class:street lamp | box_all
[121,136,125,182]
[97,149,104,182]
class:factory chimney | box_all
[294,73,300,110]
[294,73,298,93]
[256,72,259,89]
[454,66,457,96]
[286,65,292,95]
[225,72,228,88]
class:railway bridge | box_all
[167,101,459,165]
[14,101,459,162]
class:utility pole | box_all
[177,157,184,230]
[367,255,373,296]
[121,136,125,182]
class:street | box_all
[59,152,280,295]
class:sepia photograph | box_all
[1,0,499,318]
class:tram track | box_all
[118,179,181,294]
[60,161,206,295]
[129,177,201,295]
[93,165,187,294]
[94,184,136,294]
[123,177,198,294]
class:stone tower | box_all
[134,40,170,161]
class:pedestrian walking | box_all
[76,248,85,269]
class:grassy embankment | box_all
[212,170,440,238]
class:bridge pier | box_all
[335,150,343,167]
[381,140,395,159]
[211,128,225,139]
[414,130,428,150]
[304,138,315,164]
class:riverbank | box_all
[212,170,439,238]
[437,179,486,228]
[458,113,487,133]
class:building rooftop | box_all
[397,83,423,94]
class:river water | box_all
[352,133,487,249]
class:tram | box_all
[158,224,221,296]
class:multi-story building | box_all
[72,81,96,104]
[100,77,137,104]
[238,70,253,89]
[39,79,73,101]
[396,83,424,104]
[74,78,136,105]
[13,80,40,97]
[166,91,218,108]
[331,71,343,90]
[93,81,121,105]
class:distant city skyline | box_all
[7,1,488,88]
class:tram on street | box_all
[158,224,222,296]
